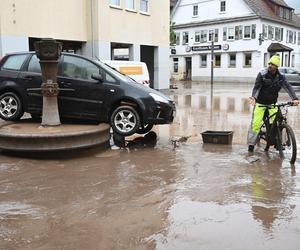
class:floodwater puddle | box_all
[1,83,300,249]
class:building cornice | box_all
[174,15,259,29]
[174,15,300,30]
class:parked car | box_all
[102,60,150,87]
[278,67,300,86]
[0,52,175,136]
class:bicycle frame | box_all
[258,102,297,164]
[260,105,282,147]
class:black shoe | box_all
[248,145,254,152]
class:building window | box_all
[182,32,189,45]
[195,31,200,43]
[214,54,221,67]
[175,32,180,45]
[285,54,288,66]
[208,29,219,42]
[282,8,292,20]
[279,7,284,18]
[126,0,135,9]
[262,24,268,39]
[193,5,198,16]
[238,26,243,39]
[200,54,207,67]
[268,25,274,40]
[200,30,207,43]
[228,27,234,40]
[173,58,178,73]
[140,0,148,12]
[208,30,214,42]
[110,0,120,6]
[275,27,283,41]
[244,53,252,67]
[244,26,251,39]
[223,27,227,41]
[229,54,236,67]
[214,29,219,42]
[287,30,294,43]
[233,26,243,40]
[251,24,256,39]
[220,1,226,12]
[292,54,295,67]
[298,32,300,45]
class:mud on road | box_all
[1,82,300,250]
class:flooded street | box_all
[1,82,300,250]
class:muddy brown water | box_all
[1,82,300,250]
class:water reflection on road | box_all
[1,82,300,250]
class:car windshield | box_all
[94,60,136,83]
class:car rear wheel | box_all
[0,92,24,121]
[110,105,140,136]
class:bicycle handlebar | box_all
[258,102,294,108]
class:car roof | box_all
[4,51,92,60]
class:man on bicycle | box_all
[247,54,299,152]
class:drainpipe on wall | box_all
[90,0,95,58]
[0,16,2,56]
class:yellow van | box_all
[102,60,150,87]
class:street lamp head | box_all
[258,33,264,45]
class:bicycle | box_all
[258,102,297,164]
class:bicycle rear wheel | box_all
[278,124,297,164]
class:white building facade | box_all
[170,0,300,83]
[0,0,170,89]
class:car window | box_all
[96,60,132,83]
[27,54,41,73]
[61,55,101,81]
[99,67,117,83]
[2,54,27,71]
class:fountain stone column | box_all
[34,38,62,126]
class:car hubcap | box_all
[114,110,136,133]
[0,96,18,118]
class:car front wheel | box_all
[0,92,24,121]
[110,105,140,136]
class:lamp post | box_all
[210,36,214,87]
[210,33,214,117]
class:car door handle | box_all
[21,76,33,81]
[60,82,72,87]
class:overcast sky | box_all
[284,0,300,12]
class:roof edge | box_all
[171,0,182,19]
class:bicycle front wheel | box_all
[279,124,297,164]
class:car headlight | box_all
[149,93,169,104]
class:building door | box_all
[141,45,154,87]
[185,57,192,80]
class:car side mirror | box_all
[91,73,103,82]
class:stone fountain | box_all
[0,38,110,153]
